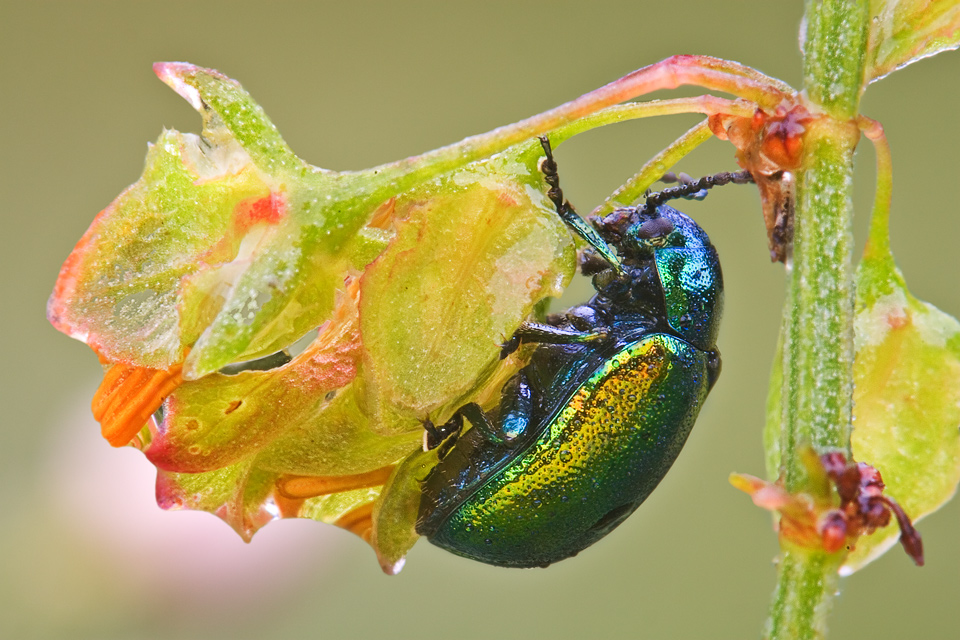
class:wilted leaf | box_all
[156,457,278,542]
[146,279,368,473]
[47,126,276,369]
[51,63,416,379]
[866,0,960,83]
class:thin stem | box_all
[356,56,791,201]
[801,1,870,118]
[766,550,844,640]
[779,119,860,490]
[858,116,893,261]
[546,96,754,146]
[591,119,715,218]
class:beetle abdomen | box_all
[427,332,711,567]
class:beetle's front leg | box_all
[423,412,464,456]
[538,136,624,274]
[500,321,608,359]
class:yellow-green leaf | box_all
[358,149,575,433]
[842,242,960,572]
[866,0,960,83]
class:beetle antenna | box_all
[644,169,754,210]
[538,136,625,274]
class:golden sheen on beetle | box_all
[415,138,733,568]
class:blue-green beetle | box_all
[416,138,750,568]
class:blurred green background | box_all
[2,2,957,638]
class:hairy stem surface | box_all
[767,1,869,638]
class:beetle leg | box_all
[500,321,607,359]
[644,169,754,208]
[458,372,534,447]
[458,403,510,446]
[423,412,464,456]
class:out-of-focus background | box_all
[2,2,957,638]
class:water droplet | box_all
[484,538,493,545]
[559,450,573,463]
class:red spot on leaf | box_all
[234,192,286,231]
[497,191,519,208]
[886,309,910,329]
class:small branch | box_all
[357,56,792,202]
[591,119,715,217]
[858,116,893,262]
[766,550,844,640]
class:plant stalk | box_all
[767,1,869,638]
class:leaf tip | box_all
[378,555,406,576]
[153,62,238,113]
[153,62,205,111]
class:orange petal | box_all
[94,359,185,447]
[333,502,375,542]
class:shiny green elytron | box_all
[416,138,731,568]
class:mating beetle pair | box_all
[416,137,749,568]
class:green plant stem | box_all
[779,124,859,488]
[767,1,869,639]
[767,550,845,640]
[859,117,893,262]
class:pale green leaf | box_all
[358,147,575,433]
[842,246,960,572]
[866,0,960,83]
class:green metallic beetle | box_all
[416,137,750,568]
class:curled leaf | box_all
[47,125,276,370]
[50,63,412,381]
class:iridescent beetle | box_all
[416,137,751,567]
